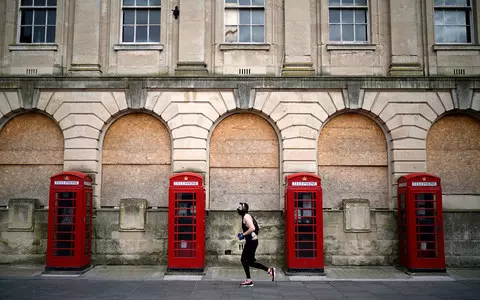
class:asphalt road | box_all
[1,278,480,300]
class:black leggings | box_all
[241,239,269,279]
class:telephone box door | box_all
[285,173,323,272]
[46,171,93,270]
[397,173,445,272]
[168,172,205,271]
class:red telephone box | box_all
[46,171,93,271]
[284,173,324,272]
[168,172,205,271]
[397,172,445,272]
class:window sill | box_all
[326,44,377,51]
[9,44,58,51]
[219,43,270,51]
[113,44,164,51]
[433,44,480,51]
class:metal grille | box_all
[294,192,317,258]
[84,192,92,256]
[174,192,197,258]
[53,192,76,257]
[415,193,438,258]
[398,193,408,258]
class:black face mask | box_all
[237,203,248,216]
[237,208,246,216]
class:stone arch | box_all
[0,112,64,206]
[427,113,480,197]
[318,113,389,209]
[101,113,171,207]
[209,112,280,210]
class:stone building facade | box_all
[0,0,479,267]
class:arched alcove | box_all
[101,113,171,207]
[209,113,279,210]
[318,113,388,209]
[0,113,64,205]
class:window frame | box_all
[433,0,474,44]
[224,0,266,44]
[17,0,57,44]
[120,0,162,44]
[328,0,370,44]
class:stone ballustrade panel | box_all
[392,161,427,173]
[63,126,100,140]
[283,138,317,149]
[64,149,99,161]
[386,114,432,132]
[53,102,111,123]
[392,149,426,161]
[168,114,213,131]
[64,138,98,149]
[281,125,318,140]
[173,137,207,149]
[173,149,207,161]
[392,138,426,150]
[162,102,220,124]
[276,114,322,131]
[380,103,438,124]
[171,126,209,140]
[472,91,480,111]
[59,114,105,131]
[390,126,428,140]
[0,91,21,116]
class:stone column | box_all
[282,0,314,76]
[69,0,102,75]
[175,0,208,75]
[388,0,422,76]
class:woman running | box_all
[236,202,276,287]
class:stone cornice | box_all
[0,76,478,90]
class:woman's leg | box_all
[241,241,255,279]
[247,240,269,272]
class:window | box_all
[19,0,57,43]
[434,0,473,43]
[329,0,368,43]
[224,0,265,43]
[122,0,161,43]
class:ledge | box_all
[433,44,480,51]
[113,44,164,51]
[219,43,270,51]
[9,44,58,51]
[326,44,377,51]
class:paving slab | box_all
[81,265,166,281]
[0,264,44,277]
[204,266,284,281]
[448,268,480,280]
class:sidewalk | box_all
[1,265,480,282]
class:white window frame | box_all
[121,0,162,44]
[434,0,474,44]
[224,0,265,44]
[17,0,57,44]
[328,0,369,44]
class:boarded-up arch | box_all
[0,113,64,206]
[427,114,480,195]
[209,113,279,210]
[101,113,171,206]
[318,113,388,209]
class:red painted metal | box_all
[168,172,205,271]
[284,173,324,272]
[397,172,446,272]
[46,171,93,270]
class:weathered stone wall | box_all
[444,212,480,267]
[205,211,284,266]
[93,209,168,265]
